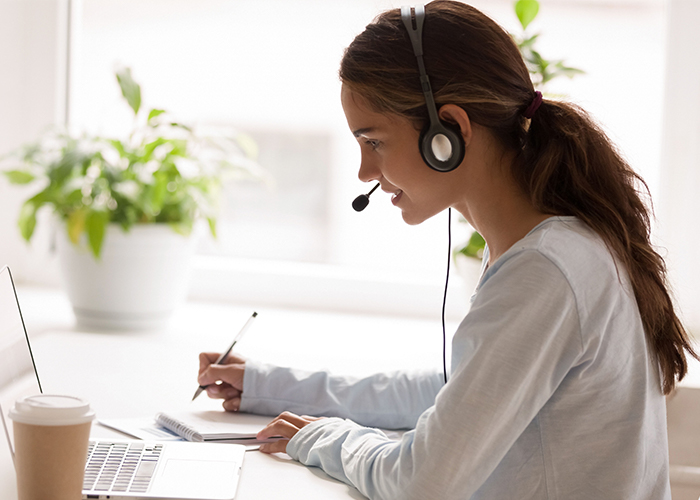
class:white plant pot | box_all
[56,223,199,331]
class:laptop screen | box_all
[0,266,43,455]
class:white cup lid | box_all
[9,394,95,426]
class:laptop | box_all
[0,265,245,500]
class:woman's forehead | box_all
[341,86,407,133]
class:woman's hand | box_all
[197,352,246,412]
[257,411,325,454]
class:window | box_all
[3,0,669,317]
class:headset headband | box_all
[400,6,441,131]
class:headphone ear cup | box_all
[419,120,466,172]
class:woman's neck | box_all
[453,140,551,265]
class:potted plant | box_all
[454,0,584,268]
[1,67,263,330]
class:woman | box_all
[197,2,696,498]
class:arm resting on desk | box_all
[283,251,671,500]
[240,361,443,430]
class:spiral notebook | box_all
[154,411,282,443]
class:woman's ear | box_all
[438,104,472,147]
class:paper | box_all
[100,411,281,445]
[155,411,280,442]
[98,417,185,441]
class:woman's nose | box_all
[357,155,380,183]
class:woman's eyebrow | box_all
[352,127,375,138]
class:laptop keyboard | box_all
[84,441,163,494]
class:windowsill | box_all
[16,281,700,389]
[13,284,460,378]
[189,255,473,321]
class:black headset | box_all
[401,5,465,173]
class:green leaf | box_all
[65,188,83,206]
[457,231,486,260]
[516,33,539,50]
[85,210,110,258]
[552,63,586,78]
[529,49,546,67]
[169,221,193,236]
[207,217,217,238]
[169,122,192,132]
[48,149,82,185]
[115,67,141,116]
[17,202,37,241]
[147,109,166,125]
[109,139,127,157]
[4,170,35,184]
[168,139,188,157]
[143,138,167,161]
[515,0,539,31]
[151,173,168,212]
[66,209,87,245]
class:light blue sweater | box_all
[241,216,671,499]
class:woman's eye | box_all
[364,140,380,150]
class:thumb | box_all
[198,363,244,390]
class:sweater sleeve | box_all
[286,252,584,499]
[240,361,444,429]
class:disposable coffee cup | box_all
[9,394,95,500]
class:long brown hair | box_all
[340,0,697,394]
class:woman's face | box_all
[341,86,461,225]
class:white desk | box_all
[1,287,456,499]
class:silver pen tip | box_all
[191,387,204,401]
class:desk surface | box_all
[4,287,700,500]
[1,286,457,499]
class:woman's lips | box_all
[391,190,403,206]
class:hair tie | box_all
[523,91,543,119]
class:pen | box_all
[192,311,258,401]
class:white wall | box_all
[0,0,69,286]
[658,0,700,335]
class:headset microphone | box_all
[352,183,380,212]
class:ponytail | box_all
[518,100,697,394]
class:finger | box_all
[259,440,289,454]
[206,384,241,400]
[198,352,246,373]
[262,412,319,432]
[222,396,241,412]
[273,411,314,429]
[205,382,233,393]
[198,352,221,373]
[257,418,300,440]
[300,415,323,422]
[198,363,244,389]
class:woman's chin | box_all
[400,205,449,226]
[400,210,428,226]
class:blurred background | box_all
[0,0,697,333]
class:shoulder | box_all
[477,216,639,341]
[483,216,622,295]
